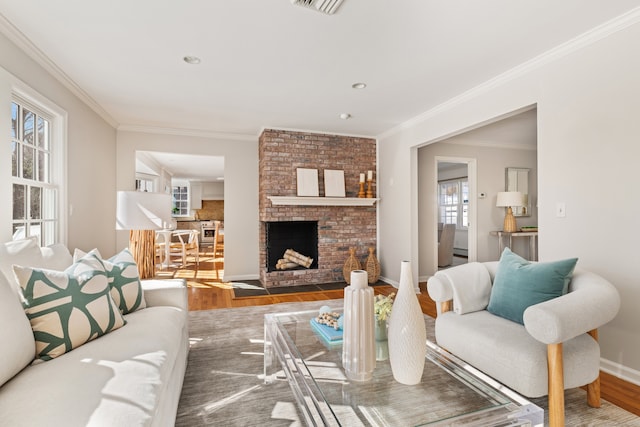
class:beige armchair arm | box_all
[523,269,620,344]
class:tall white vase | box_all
[388,260,427,385]
[342,270,375,381]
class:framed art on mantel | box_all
[324,169,345,197]
[297,168,319,197]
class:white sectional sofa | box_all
[0,238,189,426]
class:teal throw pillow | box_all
[487,248,578,325]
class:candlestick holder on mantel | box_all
[358,182,366,198]
[366,179,373,198]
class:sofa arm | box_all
[523,270,620,344]
[141,279,188,312]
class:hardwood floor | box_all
[156,247,639,418]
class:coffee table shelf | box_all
[264,308,543,426]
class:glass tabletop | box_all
[264,308,543,426]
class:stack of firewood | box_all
[275,249,313,270]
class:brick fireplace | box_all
[259,129,377,288]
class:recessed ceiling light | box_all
[352,82,367,89]
[183,56,201,65]
[339,113,351,120]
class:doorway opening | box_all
[435,157,477,271]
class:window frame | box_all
[172,185,190,217]
[437,177,469,230]
[11,85,67,246]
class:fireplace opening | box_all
[265,221,318,272]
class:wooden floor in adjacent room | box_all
[154,246,639,417]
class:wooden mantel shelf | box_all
[268,196,378,206]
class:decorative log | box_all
[283,249,313,268]
[275,259,299,270]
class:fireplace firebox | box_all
[265,221,318,272]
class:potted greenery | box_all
[374,292,395,340]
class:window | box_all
[11,97,59,245]
[135,178,154,192]
[172,185,189,216]
[438,178,469,229]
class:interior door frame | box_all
[434,156,477,269]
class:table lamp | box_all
[496,191,524,233]
[116,191,172,279]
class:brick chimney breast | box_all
[259,129,377,288]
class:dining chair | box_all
[169,230,200,267]
[213,221,224,260]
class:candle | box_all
[360,173,365,183]
[367,170,373,181]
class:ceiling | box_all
[1,1,638,179]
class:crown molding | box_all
[378,7,640,141]
[0,13,119,128]
[118,124,257,142]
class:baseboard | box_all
[601,357,640,387]
[378,275,423,293]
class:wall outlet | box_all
[556,202,566,218]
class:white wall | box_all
[419,142,537,277]
[379,18,640,377]
[116,130,259,281]
[0,33,117,255]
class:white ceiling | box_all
[1,1,638,178]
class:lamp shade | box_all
[116,191,172,230]
[496,191,524,208]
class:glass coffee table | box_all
[264,307,543,426]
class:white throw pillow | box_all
[0,270,36,386]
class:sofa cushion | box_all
[0,237,42,294]
[435,310,600,397]
[0,305,187,426]
[487,248,578,324]
[0,270,36,387]
[13,252,126,362]
[40,243,73,271]
[75,248,146,314]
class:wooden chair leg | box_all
[548,343,565,427]
[587,329,601,407]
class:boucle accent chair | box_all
[428,256,620,427]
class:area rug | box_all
[176,300,640,426]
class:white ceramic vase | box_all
[388,260,427,385]
[342,270,375,381]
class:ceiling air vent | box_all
[290,0,345,15]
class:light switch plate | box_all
[556,202,566,217]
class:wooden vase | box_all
[342,247,361,284]
[364,247,380,284]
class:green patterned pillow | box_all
[105,248,146,314]
[13,252,126,362]
[74,248,146,314]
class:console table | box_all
[490,230,538,261]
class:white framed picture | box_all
[296,168,319,197]
[324,169,345,197]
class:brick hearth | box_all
[259,129,377,288]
